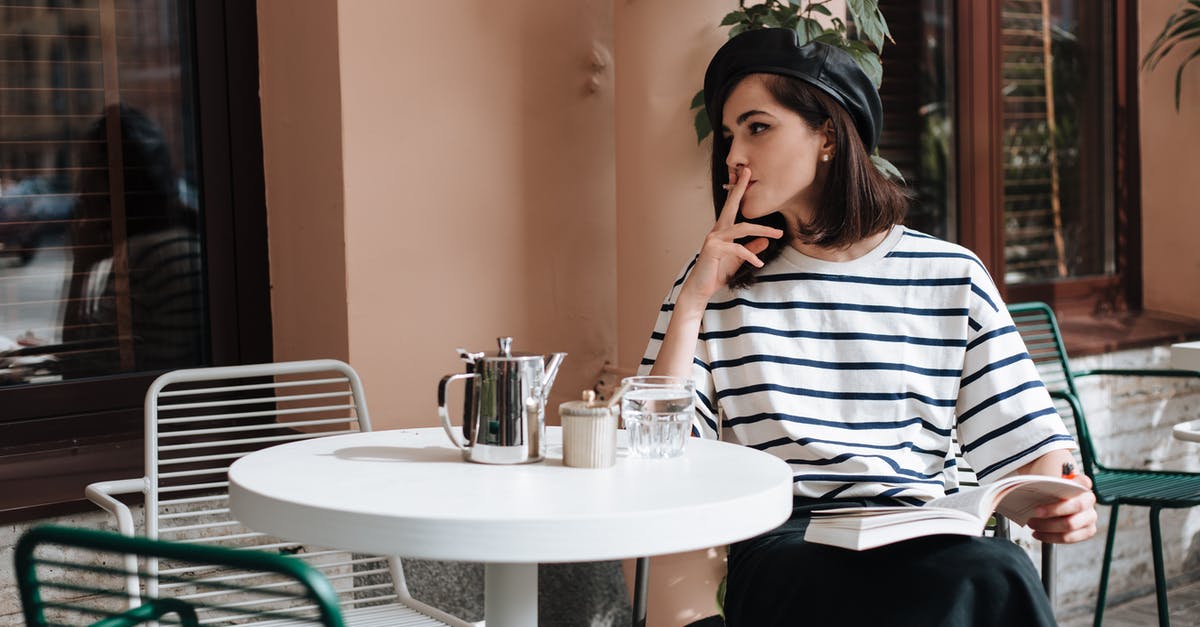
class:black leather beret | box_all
[703,28,882,152]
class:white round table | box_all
[228,427,793,627]
[1173,420,1200,443]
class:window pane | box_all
[879,0,957,242]
[0,0,205,386]
[1001,0,1115,284]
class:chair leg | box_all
[1041,543,1055,601]
[1149,507,1170,627]
[633,556,649,627]
[1094,504,1120,627]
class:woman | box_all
[640,28,1097,626]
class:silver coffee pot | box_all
[438,337,566,464]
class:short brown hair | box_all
[710,74,909,288]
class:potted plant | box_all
[689,0,901,179]
[1142,0,1200,111]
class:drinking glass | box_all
[619,376,694,458]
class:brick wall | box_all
[1012,344,1200,620]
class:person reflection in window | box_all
[61,104,203,377]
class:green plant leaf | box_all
[809,3,832,17]
[1174,45,1200,110]
[846,0,890,51]
[846,0,870,18]
[843,45,883,87]
[729,23,749,37]
[1142,6,1200,70]
[814,31,843,46]
[795,17,825,44]
[720,10,745,26]
[763,11,782,27]
[844,38,873,54]
[871,154,905,183]
[691,89,706,110]
[695,107,712,144]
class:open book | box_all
[803,475,1087,551]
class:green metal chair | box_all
[1008,302,1200,627]
[15,524,345,627]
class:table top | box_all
[1171,341,1200,371]
[228,427,793,563]
[1174,420,1200,444]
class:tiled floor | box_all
[1058,578,1200,627]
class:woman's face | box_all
[720,74,831,223]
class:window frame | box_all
[953,0,1143,316]
[0,0,271,522]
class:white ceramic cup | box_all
[559,396,618,468]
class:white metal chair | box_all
[85,359,475,627]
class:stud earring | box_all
[822,154,831,162]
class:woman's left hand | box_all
[1025,474,1098,544]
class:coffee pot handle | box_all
[438,372,476,449]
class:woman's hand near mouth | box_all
[680,167,782,304]
[650,166,782,378]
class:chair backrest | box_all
[140,360,402,622]
[1006,302,1099,475]
[15,524,345,627]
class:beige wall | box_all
[1139,1,1200,320]
[257,0,350,363]
[260,0,616,426]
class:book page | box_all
[804,506,985,550]
[925,485,997,520]
[994,480,1086,526]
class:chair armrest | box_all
[1044,390,1099,476]
[85,478,145,537]
[91,597,199,627]
[85,478,146,607]
[1073,368,1200,379]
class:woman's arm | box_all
[1015,449,1098,544]
[651,166,781,377]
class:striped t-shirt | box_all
[639,225,1075,503]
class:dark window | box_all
[0,0,270,521]
[879,0,1138,316]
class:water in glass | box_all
[622,388,692,458]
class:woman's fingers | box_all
[717,167,752,227]
[702,238,765,268]
[729,241,766,268]
[1027,490,1098,544]
[729,222,784,241]
[745,237,770,256]
[1032,489,1095,519]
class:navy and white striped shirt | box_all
[640,225,1075,503]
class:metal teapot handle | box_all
[438,373,476,449]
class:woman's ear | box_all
[820,118,837,153]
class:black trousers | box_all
[723,498,1057,627]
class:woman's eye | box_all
[748,122,769,135]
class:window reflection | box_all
[878,0,955,242]
[0,0,205,385]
